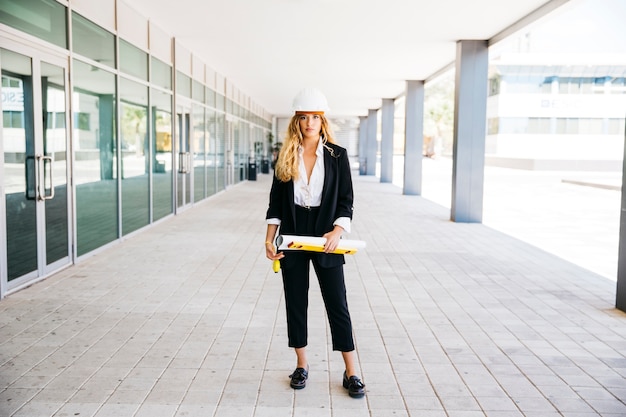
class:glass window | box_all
[499,117,528,134]
[207,108,217,196]
[120,77,149,235]
[71,12,115,68]
[206,88,216,107]
[608,118,625,134]
[579,118,604,134]
[151,88,173,221]
[488,75,500,96]
[487,118,499,135]
[1,49,37,279]
[558,118,579,134]
[120,39,148,81]
[215,112,225,191]
[192,80,204,102]
[0,0,67,49]
[151,57,172,90]
[581,78,593,94]
[192,104,206,202]
[41,62,69,266]
[72,59,118,256]
[558,78,569,94]
[570,78,581,94]
[176,71,191,98]
[527,117,550,134]
[216,93,225,111]
[610,77,625,94]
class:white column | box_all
[403,80,425,195]
[380,99,394,183]
[358,116,367,175]
[366,109,378,176]
[451,40,489,223]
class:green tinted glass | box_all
[120,39,148,81]
[151,57,171,90]
[176,71,191,98]
[151,88,173,221]
[120,78,149,235]
[72,12,115,68]
[72,59,118,256]
[0,0,67,48]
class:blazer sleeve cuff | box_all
[267,218,281,226]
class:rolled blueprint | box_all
[276,234,366,255]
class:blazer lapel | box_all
[287,180,296,228]
[321,146,334,204]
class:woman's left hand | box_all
[322,227,344,253]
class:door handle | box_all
[178,152,185,173]
[25,155,37,200]
[178,152,192,173]
[37,154,54,201]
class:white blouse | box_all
[294,138,325,208]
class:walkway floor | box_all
[1,172,625,417]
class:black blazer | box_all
[266,141,354,268]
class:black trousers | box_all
[281,205,355,352]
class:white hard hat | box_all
[292,88,330,114]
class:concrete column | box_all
[380,99,394,183]
[616,126,626,312]
[403,80,425,195]
[358,116,367,175]
[451,40,488,223]
[366,108,378,176]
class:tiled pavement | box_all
[1,172,625,417]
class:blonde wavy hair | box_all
[274,114,336,182]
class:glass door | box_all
[1,46,71,296]
[225,118,235,188]
[175,102,192,209]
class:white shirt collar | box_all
[298,137,325,157]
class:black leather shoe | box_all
[343,371,365,398]
[289,366,308,389]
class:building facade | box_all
[486,53,626,171]
[0,0,272,298]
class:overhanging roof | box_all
[125,0,573,117]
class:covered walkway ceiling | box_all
[127,0,572,117]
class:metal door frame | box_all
[175,99,193,211]
[0,36,72,298]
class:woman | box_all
[264,88,365,398]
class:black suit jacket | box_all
[266,142,354,268]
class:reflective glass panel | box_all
[1,49,37,280]
[192,104,206,202]
[151,57,171,90]
[0,0,67,49]
[42,62,69,266]
[72,12,115,68]
[192,80,204,103]
[120,77,149,235]
[151,88,173,221]
[206,88,215,108]
[72,59,118,256]
[207,108,217,196]
[232,121,242,184]
[120,39,148,81]
[176,71,191,98]
[215,112,225,191]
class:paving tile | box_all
[0,174,624,417]
[52,402,100,417]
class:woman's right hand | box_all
[265,242,284,261]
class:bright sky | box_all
[530,0,626,54]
